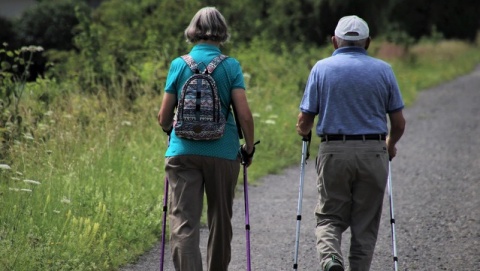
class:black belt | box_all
[320,134,386,142]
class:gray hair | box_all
[184,7,230,44]
[334,36,368,48]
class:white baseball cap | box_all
[334,15,369,41]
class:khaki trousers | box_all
[165,155,240,271]
[314,140,388,271]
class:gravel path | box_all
[121,66,480,271]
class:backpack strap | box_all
[206,54,228,74]
[181,54,199,73]
[181,54,228,74]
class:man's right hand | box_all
[387,143,397,160]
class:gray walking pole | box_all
[387,161,399,271]
[293,132,311,270]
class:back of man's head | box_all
[334,15,370,48]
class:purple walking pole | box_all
[243,164,252,271]
[160,136,170,271]
[241,140,259,271]
[160,175,168,271]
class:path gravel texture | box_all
[121,66,480,271]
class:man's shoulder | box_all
[365,55,392,68]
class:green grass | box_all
[1,39,480,270]
[1,93,166,270]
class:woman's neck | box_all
[197,40,220,47]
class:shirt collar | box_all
[191,43,221,53]
[332,47,368,56]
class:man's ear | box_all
[332,36,339,49]
[365,37,371,50]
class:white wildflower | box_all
[252,113,261,118]
[38,123,48,130]
[0,164,11,170]
[23,179,41,185]
[121,121,132,126]
[16,171,23,175]
[61,197,71,204]
[21,189,32,193]
[23,133,34,140]
[53,210,61,214]
[264,119,276,125]
[11,177,20,181]
[20,45,44,52]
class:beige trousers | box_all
[165,155,240,271]
[314,140,389,271]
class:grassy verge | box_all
[1,39,480,270]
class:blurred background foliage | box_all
[1,0,479,126]
[2,0,480,85]
[1,0,480,270]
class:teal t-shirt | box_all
[164,44,245,160]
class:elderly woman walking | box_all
[157,6,256,271]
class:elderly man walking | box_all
[296,15,406,271]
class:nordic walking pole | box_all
[293,132,311,270]
[387,161,399,271]
[160,135,170,271]
[241,140,260,271]
[160,175,168,271]
[243,163,252,271]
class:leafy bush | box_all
[14,0,90,51]
[0,44,45,159]
[0,17,15,46]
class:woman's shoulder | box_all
[218,55,242,72]
[171,56,187,65]
[223,55,240,64]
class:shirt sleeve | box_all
[386,67,405,113]
[299,67,319,115]
[164,57,185,94]
[229,58,246,90]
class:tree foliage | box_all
[0,17,15,47]
[61,0,204,95]
[14,0,90,51]
[3,0,479,99]
[390,0,480,41]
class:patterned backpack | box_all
[174,54,228,140]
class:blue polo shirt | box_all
[164,44,245,160]
[299,47,404,135]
